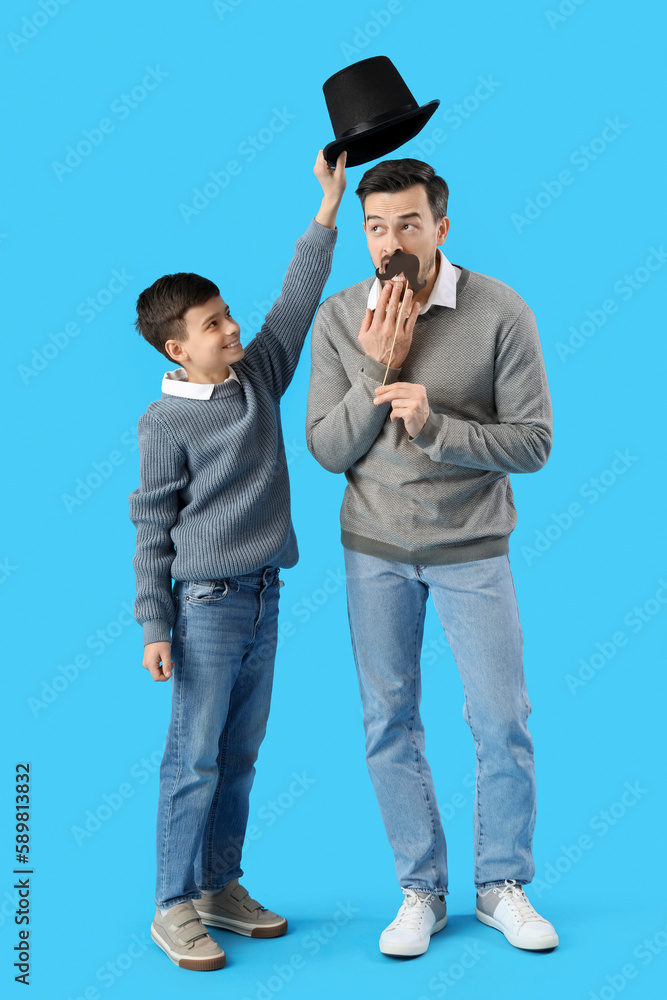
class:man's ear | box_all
[436,216,450,246]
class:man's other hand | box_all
[359,277,420,368]
[374,382,430,439]
[142,641,173,681]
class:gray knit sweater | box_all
[129,218,337,645]
[305,267,552,565]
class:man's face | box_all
[362,183,449,289]
[166,295,244,372]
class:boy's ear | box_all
[165,339,182,361]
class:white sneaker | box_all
[475,879,558,951]
[379,889,448,957]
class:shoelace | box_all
[496,880,545,924]
[388,889,433,933]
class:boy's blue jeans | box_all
[343,549,536,893]
[155,566,281,909]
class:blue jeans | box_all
[155,566,281,909]
[343,549,536,893]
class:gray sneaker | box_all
[193,879,287,938]
[151,900,226,970]
[476,880,558,950]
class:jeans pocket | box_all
[186,579,229,604]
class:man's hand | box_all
[142,641,173,681]
[374,382,430,439]
[359,277,420,368]
[314,149,346,229]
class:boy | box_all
[128,148,346,971]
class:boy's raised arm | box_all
[241,150,346,399]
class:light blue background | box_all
[4,1,666,998]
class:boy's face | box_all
[166,295,244,375]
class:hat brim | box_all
[324,100,440,168]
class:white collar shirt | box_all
[161,365,240,400]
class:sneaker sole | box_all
[195,911,288,939]
[475,908,559,950]
[379,914,448,957]
[150,924,226,970]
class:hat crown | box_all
[323,56,418,139]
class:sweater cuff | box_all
[410,409,445,448]
[360,354,402,384]
[142,619,173,646]
[298,217,338,250]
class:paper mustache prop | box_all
[375,250,426,291]
[374,251,425,385]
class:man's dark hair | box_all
[355,158,449,222]
[134,272,220,361]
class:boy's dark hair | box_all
[134,272,220,361]
[355,158,449,223]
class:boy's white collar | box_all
[161,365,240,399]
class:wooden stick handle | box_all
[382,285,407,386]
[382,281,408,385]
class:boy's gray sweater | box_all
[129,218,337,646]
[306,267,552,565]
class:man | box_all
[306,158,558,958]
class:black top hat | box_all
[322,56,439,168]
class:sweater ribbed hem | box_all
[142,619,173,646]
[340,530,510,566]
[300,217,338,250]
